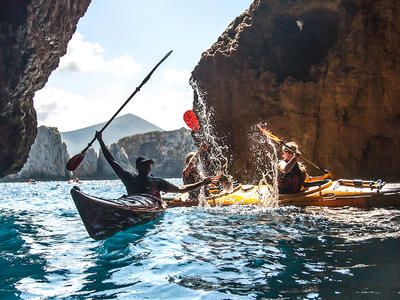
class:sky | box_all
[34,0,253,132]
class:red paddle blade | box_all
[183,110,200,131]
[66,153,85,171]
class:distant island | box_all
[61,113,163,155]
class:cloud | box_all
[34,84,195,132]
[34,33,195,132]
[35,87,106,131]
[129,88,194,130]
[162,68,191,84]
[36,101,60,122]
[57,32,142,74]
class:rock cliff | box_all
[1,127,194,181]
[192,0,400,181]
[72,147,97,179]
[4,126,70,181]
[0,0,91,176]
[118,128,196,178]
[97,143,136,179]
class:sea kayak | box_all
[167,179,400,208]
[70,186,165,240]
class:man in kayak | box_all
[95,131,212,198]
[277,142,307,194]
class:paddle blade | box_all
[66,153,85,171]
[183,110,200,131]
[257,125,282,144]
[304,171,333,183]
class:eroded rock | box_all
[3,126,70,180]
[72,147,97,179]
[0,0,91,176]
[118,128,196,178]
[192,0,400,181]
[97,143,136,179]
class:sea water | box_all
[1,180,400,299]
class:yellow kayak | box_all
[167,179,400,208]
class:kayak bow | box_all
[71,186,165,240]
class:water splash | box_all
[190,82,234,206]
[2,180,400,299]
[248,122,280,207]
[189,82,280,208]
[191,82,230,176]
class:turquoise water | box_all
[1,180,400,299]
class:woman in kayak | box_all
[182,143,208,200]
[278,142,307,194]
[95,131,212,198]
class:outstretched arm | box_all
[165,177,212,194]
[95,131,126,178]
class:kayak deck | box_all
[166,179,400,209]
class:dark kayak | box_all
[70,186,166,240]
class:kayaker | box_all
[182,143,208,200]
[95,131,212,198]
[277,142,307,193]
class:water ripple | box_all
[0,181,399,299]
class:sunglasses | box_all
[283,149,293,154]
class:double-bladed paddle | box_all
[66,50,173,171]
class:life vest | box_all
[278,162,306,194]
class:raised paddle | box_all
[257,124,332,177]
[183,110,200,131]
[66,50,173,171]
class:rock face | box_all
[72,147,97,179]
[192,0,400,181]
[1,127,195,181]
[0,0,91,176]
[97,143,136,179]
[118,128,196,178]
[73,128,195,179]
[4,126,70,180]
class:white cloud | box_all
[34,87,113,131]
[57,32,142,74]
[34,85,194,132]
[34,33,196,132]
[129,88,194,130]
[162,68,191,84]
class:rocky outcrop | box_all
[72,147,97,179]
[3,126,70,181]
[192,0,400,181]
[0,0,91,176]
[1,127,197,181]
[97,143,136,179]
[118,128,196,178]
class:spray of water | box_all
[190,81,280,208]
[193,85,230,176]
[190,82,234,205]
[248,122,280,208]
